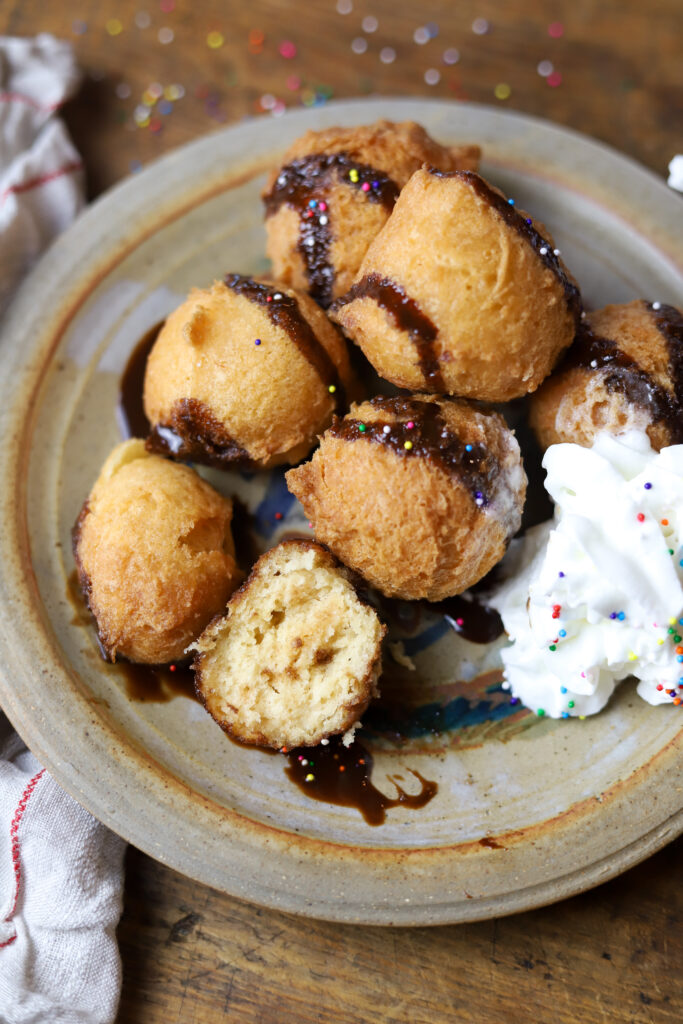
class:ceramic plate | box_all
[0,99,681,925]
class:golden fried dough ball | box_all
[192,540,386,749]
[262,119,480,307]
[529,300,683,452]
[143,275,354,469]
[331,168,581,401]
[73,440,241,664]
[286,396,527,601]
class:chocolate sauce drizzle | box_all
[561,301,683,442]
[429,168,582,326]
[224,273,346,411]
[284,736,437,826]
[329,395,495,505]
[263,153,400,308]
[146,397,254,467]
[333,273,444,391]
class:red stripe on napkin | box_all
[0,160,84,203]
[0,768,46,949]
[0,91,62,113]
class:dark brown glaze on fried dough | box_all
[146,397,254,467]
[332,274,443,391]
[429,168,582,327]
[329,395,496,505]
[559,302,683,443]
[263,153,399,307]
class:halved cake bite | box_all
[191,540,386,749]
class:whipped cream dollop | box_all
[489,430,683,718]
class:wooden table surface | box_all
[1,0,681,1020]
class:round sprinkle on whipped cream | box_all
[489,430,683,717]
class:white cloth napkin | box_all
[0,35,125,1024]
[0,33,84,311]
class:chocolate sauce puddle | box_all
[230,497,263,574]
[67,568,93,628]
[426,594,503,644]
[120,661,197,703]
[334,273,444,390]
[362,584,504,647]
[284,736,437,826]
[513,412,555,533]
[561,319,683,442]
[67,571,197,701]
[224,273,346,411]
[430,169,582,326]
[329,395,495,504]
[263,152,399,308]
[117,322,160,438]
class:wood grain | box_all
[1,0,681,196]
[117,839,682,1023]
[0,1,680,1020]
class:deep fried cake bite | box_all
[529,300,683,452]
[192,540,386,749]
[331,168,581,401]
[143,275,353,469]
[73,440,241,664]
[286,396,527,601]
[262,119,480,307]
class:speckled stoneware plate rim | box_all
[0,98,681,926]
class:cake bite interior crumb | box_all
[192,540,385,749]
